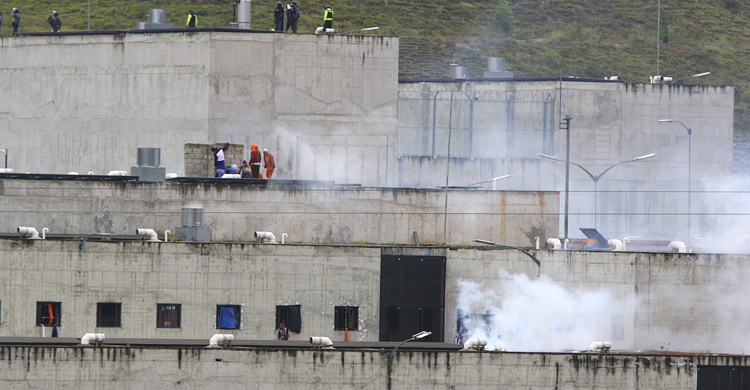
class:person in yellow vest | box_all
[186,10,197,28]
[323,5,333,31]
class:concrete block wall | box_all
[184,143,245,177]
[0,346,713,389]
[0,179,559,247]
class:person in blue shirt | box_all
[225,164,238,174]
[214,164,226,178]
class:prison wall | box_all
[0,32,398,185]
[397,81,735,242]
[0,179,559,246]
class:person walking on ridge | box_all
[47,11,61,32]
[323,5,333,31]
[186,10,197,28]
[11,8,20,36]
[274,2,284,31]
[286,1,300,33]
[211,143,229,170]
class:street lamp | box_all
[339,26,379,35]
[388,331,432,361]
[466,175,510,190]
[538,153,655,229]
[658,118,692,248]
[670,72,710,85]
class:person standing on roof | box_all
[186,10,197,28]
[286,1,300,33]
[274,2,284,32]
[263,149,276,179]
[211,142,229,170]
[249,144,262,178]
[323,5,333,31]
[47,11,61,32]
[11,8,20,36]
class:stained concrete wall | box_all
[0,346,729,389]
[0,31,398,185]
[1,240,749,354]
[0,179,558,246]
[397,80,735,242]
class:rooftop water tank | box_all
[452,66,469,79]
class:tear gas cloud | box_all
[459,268,750,354]
[457,271,624,352]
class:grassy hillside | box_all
[6,0,750,137]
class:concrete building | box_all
[0,178,558,246]
[397,79,735,243]
[0,344,742,389]
[0,31,399,185]
[2,237,750,355]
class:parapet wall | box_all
[0,346,721,389]
[0,179,558,246]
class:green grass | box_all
[7,0,750,137]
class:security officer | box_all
[11,8,20,36]
[286,1,299,33]
[186,10,197,28]
[274,2,284,31]
[323,5,333,31]
[47,10,61,32]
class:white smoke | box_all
[457,271,626,352]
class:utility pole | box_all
[560,116,573,245]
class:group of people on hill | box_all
[273,2,332,33]
[211,143,276,180]
[0,9,61,36]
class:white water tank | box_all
[452,66,469,79]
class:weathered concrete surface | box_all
[397,80,735,241]
[0,32,398,185]
[1,240,750,354]
[0,179,559,246]
[0,346,725,389]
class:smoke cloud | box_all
[457,271,623,352]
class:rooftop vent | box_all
[236,0,252,29]
[483,57,514,79]
[131,148,166,182]
[452,66,469,79]
[136,9,176,30]
[181,206,205,227]
[177,206,211,242]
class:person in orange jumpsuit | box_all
[263,149,276,179]
[249,144,262,178]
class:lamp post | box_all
[79,232,111,250]
[658,119,692,248]
[466,175,510,190]
[388,331,431,361]
[442,64,458,244]
[670,72,710,85]
[339,26,379,35]
[538,153,655,229]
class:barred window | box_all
[157,304,181,328]
[334,306,359,331]
[97,302,121,327]
[36,302,61,326]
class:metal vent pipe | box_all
[237,0,252,29]
[149,9,167,24]
[137,148,161,167]
[488,57,506,71]
[452,66,469,79]
[181,206,205,227]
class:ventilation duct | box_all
[176,206,211,242]
[484,57,514,79]
[131,148,166,182]
[452,66,469,79]
[136,9,175,30]
[237,0,252,29]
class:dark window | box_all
[96,302,121,327]
[157,304,181,328]
[216,305,241,329]
[698,366,750,390]
[36,302,61,326]
[379,255,446,342]
[275,305,301,333]
[334,306,359,331]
